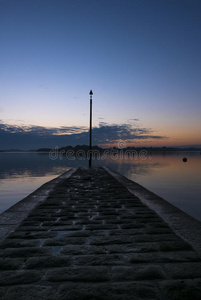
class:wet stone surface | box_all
[0,167,201,299]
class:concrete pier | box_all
[0,167,201,299]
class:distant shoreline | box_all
[1,145,201,153]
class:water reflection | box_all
[0,153,72,179]
[0,152,201,221]
[0,153,73,213]
[106,152,201,222]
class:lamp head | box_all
[89,90,93,96]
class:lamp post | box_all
[89,90,93,168]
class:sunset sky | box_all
[0,0,201,149]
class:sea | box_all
[0,151,201,222]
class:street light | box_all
[89,90,93,168]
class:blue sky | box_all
[0,0,201,149]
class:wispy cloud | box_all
[128,118,139,122]
[0,121,168,150]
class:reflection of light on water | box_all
[106,152,201,222]
[0,166,70,180]
[0,152,201,221]
[0,165,71,214]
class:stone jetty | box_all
[0,167,201,299]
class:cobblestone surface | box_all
[0,167,201,299]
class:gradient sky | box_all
[0,0,201,149]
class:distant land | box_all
[0,145,201,153]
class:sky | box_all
[0,0,201,150]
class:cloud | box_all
[0,122,168,150]
[38,84,48,90]
[98,122,109,126]
[128,118,139,121]
[0,123,89,150]
[0,123,87,136]
[92,124,167,145]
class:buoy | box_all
[183,157,187,162]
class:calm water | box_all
[0,152,201,222]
